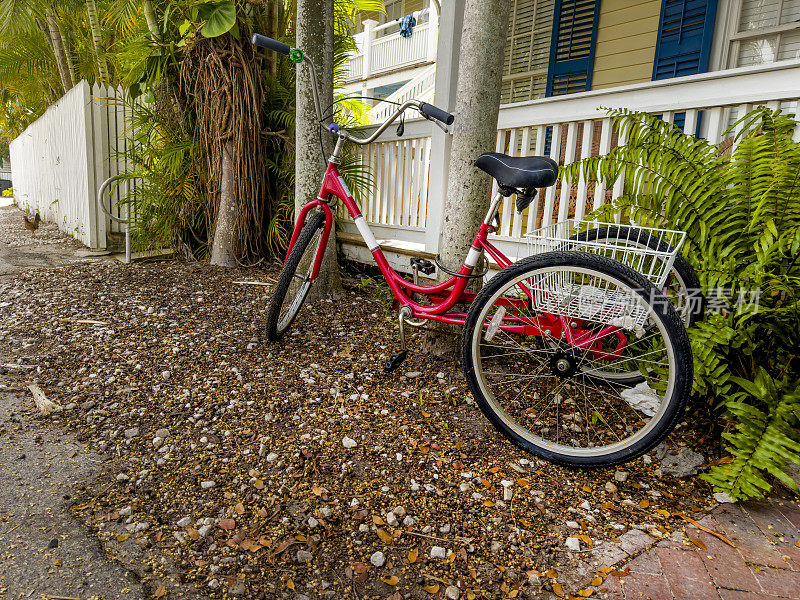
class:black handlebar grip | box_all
[252,34,291,56]
[419,102,455,125]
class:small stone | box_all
[177,517,192,528]
[565,537,581,551]
[430,546,446,559]
[342,436,357,449]
[370,551,386,567]
[614,471,628,482]
[47,538,58,549]
[404,371,421,378]
[200,480,216,489]
[116,473,129,482]
[208,579,220,589]
[393,506,406,517]
[604,482,618,493]
[565,521,581,529]
[503,487,513,501]
[660,447,705,478]
[119,506,133,517]
[161,371,171,380]
[490,541,502,552]
[198,524,213,538]
[579,500,591,511]
[402,516,414,527]
[155,428,170,439]
[386,511,399,527]
[445,585,460,600]
[713,492,735,504]
[266,452,278,463]
[307,517,319,528]
[152,436,163,448]
[296,550,313,564]
[439,524,451,534]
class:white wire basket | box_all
[525,219,687,289]
[522,220,687,330]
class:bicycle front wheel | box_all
[461,252,692,467]
[265,211,326,341]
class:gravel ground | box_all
[0,246,718,600]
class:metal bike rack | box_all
[97,175,132,264]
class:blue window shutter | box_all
[546,0,602,97]
[653,0,719,80]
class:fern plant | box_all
[561,107,800,500]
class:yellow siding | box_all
[592,0,661,90]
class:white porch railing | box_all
[340,61,800,266]
[369,64,437,123]
[346,18,438,83]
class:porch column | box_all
[424,0,465,255]
[362,19,377,82]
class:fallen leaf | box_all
[582,485,592,493]
[377,529,393,544]
[508,590,520,598]
[488,467,500,473]
[639,499,650,509]
[187,528,199,541]
[248,544,262,552]
[552,582,565,597]
[610,570,629,577]
[689,538,707,551]
[286,579,295,590]
[154,585,167,598]
[116,533,130,542]
[545,569,558,579]
[382,575,400,585]
[351,562,370,574]
[421,411,431,417]
[254,480,265,490]
[257,508,268,518]
[598,567,614,574]
[312,486,325,496]
[656,509,671,518]
[591,577,603,586]
[408,548,418,563]
[239,539,254,550]
[424,584,440,594]
[796,541,800,548]
[577,589,594,597]
[516,479,530,487]
[373,515,385,525]
[235,502,245,515]
[219,519,235,530]
[467,594,476,600]
[483,501,496,507]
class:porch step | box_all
[337,231,434,259]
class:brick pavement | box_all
[597,497,800,600]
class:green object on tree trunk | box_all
[290,48,304,64]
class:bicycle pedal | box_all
[384,350,408,373]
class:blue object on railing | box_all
[398,14,416,38]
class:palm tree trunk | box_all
[296,0,342,300]
[422,0,512,356]
[45,9,74,93]
[59,24,78,88]
[142,0,162,42]
[85,0,110,82]
[210,142,238,267]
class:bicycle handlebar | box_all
[419,102,454,125]
[252,34,291,55]
[251,33,455,147]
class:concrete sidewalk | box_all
[599,498,800,600]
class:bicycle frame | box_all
[286,157,631,363]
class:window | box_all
[502,0,556,103]
[729,0,800,66]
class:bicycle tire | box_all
[461,251,693,467]
[265,211,326,341]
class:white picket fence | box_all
[341,60,800,265]
[9,81,132,249]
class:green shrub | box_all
[562,107,800,499]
